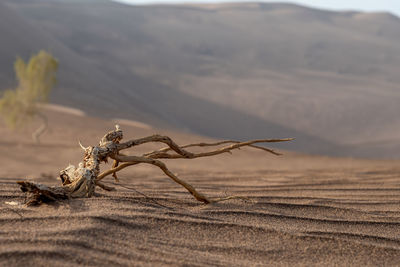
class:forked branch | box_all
[17,125,292,205]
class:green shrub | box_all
[0,50,58,130]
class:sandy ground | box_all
[1,107,400,266]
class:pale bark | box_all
[18,125,292,205]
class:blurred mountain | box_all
[1,0,400,158]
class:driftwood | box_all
[18,125,292,205]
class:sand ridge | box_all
[1,110,400,266]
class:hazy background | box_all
[0,0,399,158]
[116,0,400,16]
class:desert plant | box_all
[0,50,58,143]
[18,125,293,206]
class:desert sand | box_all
[1,108,400,266]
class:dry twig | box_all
[17,125,292,205]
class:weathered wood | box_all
[17,181,68,206]
[18,125,292,205]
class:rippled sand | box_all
[1,109,400,266]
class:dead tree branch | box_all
[17,125,292,205]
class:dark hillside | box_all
[2,0,400,157]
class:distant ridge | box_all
[2,0,400,158]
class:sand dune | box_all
[1,2,399,265]
[41,104,86,117]
[1,110,400,266]
[2,0,400,157]
[2,168,400,266]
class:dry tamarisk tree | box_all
[0,50,58,143]
[18,125,292,205]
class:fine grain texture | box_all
[2,167,400,266]
[1,108,399,266]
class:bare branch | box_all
[97,162,138,181]
[98,138,291,181]
[147,138,293,159]
[116,135,194,158]
[17,126,292,205]
[110,154,211,203]
[144,140,286,156]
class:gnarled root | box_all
[17,125,292,205]
[17,181,68,206]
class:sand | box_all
[1,108,400,266]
